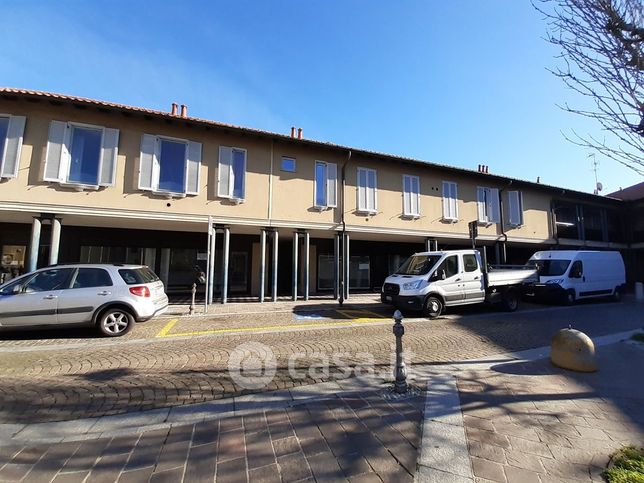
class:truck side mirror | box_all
[429,270,446,282]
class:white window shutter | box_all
[0,115,26,178]
[99,128,119,186]
[489,188,500,223]
[370,170,377,211]
[44,121,68,182]
[450,183,458,219]
[442,182,450,219]
[477,187,486,222]
[138,134,156,190]
[327,162,337,207]
[185,141,201,195]
[357,169,366,211]
[412,177,420,215]
[218,146,232,197]
[403,176,410,214]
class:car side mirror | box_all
[570,269,581,279]
[12,285,21,294]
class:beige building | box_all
[0,88,634,301]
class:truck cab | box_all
[381,250,485,317]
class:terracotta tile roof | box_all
[0,87,625,204]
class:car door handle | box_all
[473,276,480,280]
[43,294,58,300]
[98,291,112,296]
[455,278,461,282]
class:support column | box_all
[272,230,279,302]
[28,217,41,272]
[425,238,438,252]
[222,226,230,304]
[303,231,310,301]
[259,229,267,303]
[208,225,217,305]
[292,231,299,301]
[160,248,171,288]
[343,232,350,301]
[48,218,62,265]
[333,233,340,300]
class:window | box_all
[281,156,296,172]
[71,268,113,288]
[138,134,201,196]
[45,121,119,187]
[0,114,26,179]
[118,267,160,285]
[463,254,478,272]
[435,255,459,279]
[314,161,337,208]
[23,269,74,292]
[507,191,524,226]
[442,181,458,221]
[477,187,500,224]
[218,146,246,200]
[357,167,377,214]
[402,175,420,217]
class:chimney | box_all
[297,128,303,139]
[171,103,178,116]
[485,165,489,174]
[290,127,296,138]
[180,104,188,118]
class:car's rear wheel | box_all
[423,296,443,319]
[501,288,519,312]
[98,308,134,337]
[564,290,576,306]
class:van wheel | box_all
[98,308,134,337]
[501,289,519,312]
[564,290,576,306]
[423,296,443,319]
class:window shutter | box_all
[403,176,410,214]
[0,115,26,178]
[489,188,500,223]
[508,190,522,225]
[218,146,232,197]
[477,187,486,222]
[138,134,156,190]
[442,182,450,219]
[44,121,68,182]
[185,141,201,195]
[450,183,458,219]
[357,169,366,211]
[369,170,377,211]
[327,162,337,207]
[412,177,420,215]
[99,128,119,186]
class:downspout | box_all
[339,150,352,304]
[268,139,274,224]
[497,180,512,264]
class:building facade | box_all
[0,88,636,301]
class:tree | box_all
[534,0,644,175]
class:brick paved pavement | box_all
[0,389,424,482]
[0,299,641,423]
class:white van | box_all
[524,250,625,304]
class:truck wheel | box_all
[501,289,519,312]
[564,290,575,306]
[423,296,443,319]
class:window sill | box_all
[477,220,496,227]
[356,210,378,216]
[442,217,458,223]
[219,196,245,205]
[151,191,187,199]
[313,205,332,212]
[402,213,421,220]
[59,182,100,192]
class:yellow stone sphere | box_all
[550,328,597,372]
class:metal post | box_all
[272,230,279,302]
[208,223,216,305]
[334,233,340,300]
[392,310,408,394]
[292,231,299,301]
[304,231,310,301]
[259,229,267,303]
[343,232,350,301]
[28,217,41,272]
[49,218,61,265]
[222,226,230,304]
[205,216,211,312]
[189,283,196,315]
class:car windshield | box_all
[118,267,160,285]
[526,259,571,276]
[0,275,29,295]
[396,255,442,276]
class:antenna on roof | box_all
[589,154,602,195]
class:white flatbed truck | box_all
[381,249,537,318]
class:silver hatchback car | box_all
[0,264,168,336]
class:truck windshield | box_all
[526,259,571,276]
[396,255,442,276]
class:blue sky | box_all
[1,0,641,194]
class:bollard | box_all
[189,282,196,316]
[392,310,408,394]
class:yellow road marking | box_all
[156,313,390,338]
[156,319,178,337]
[336,309,385,322]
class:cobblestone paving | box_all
[0,300,641,423]
[457,342,644,482]
[0,390,424,482]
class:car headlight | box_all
[545,279,564,285]
[402,280,423,290]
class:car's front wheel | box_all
[423,296,443,319]
[98,308,134,337]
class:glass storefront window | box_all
[349,256,370,289]
[318,254,335,290]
